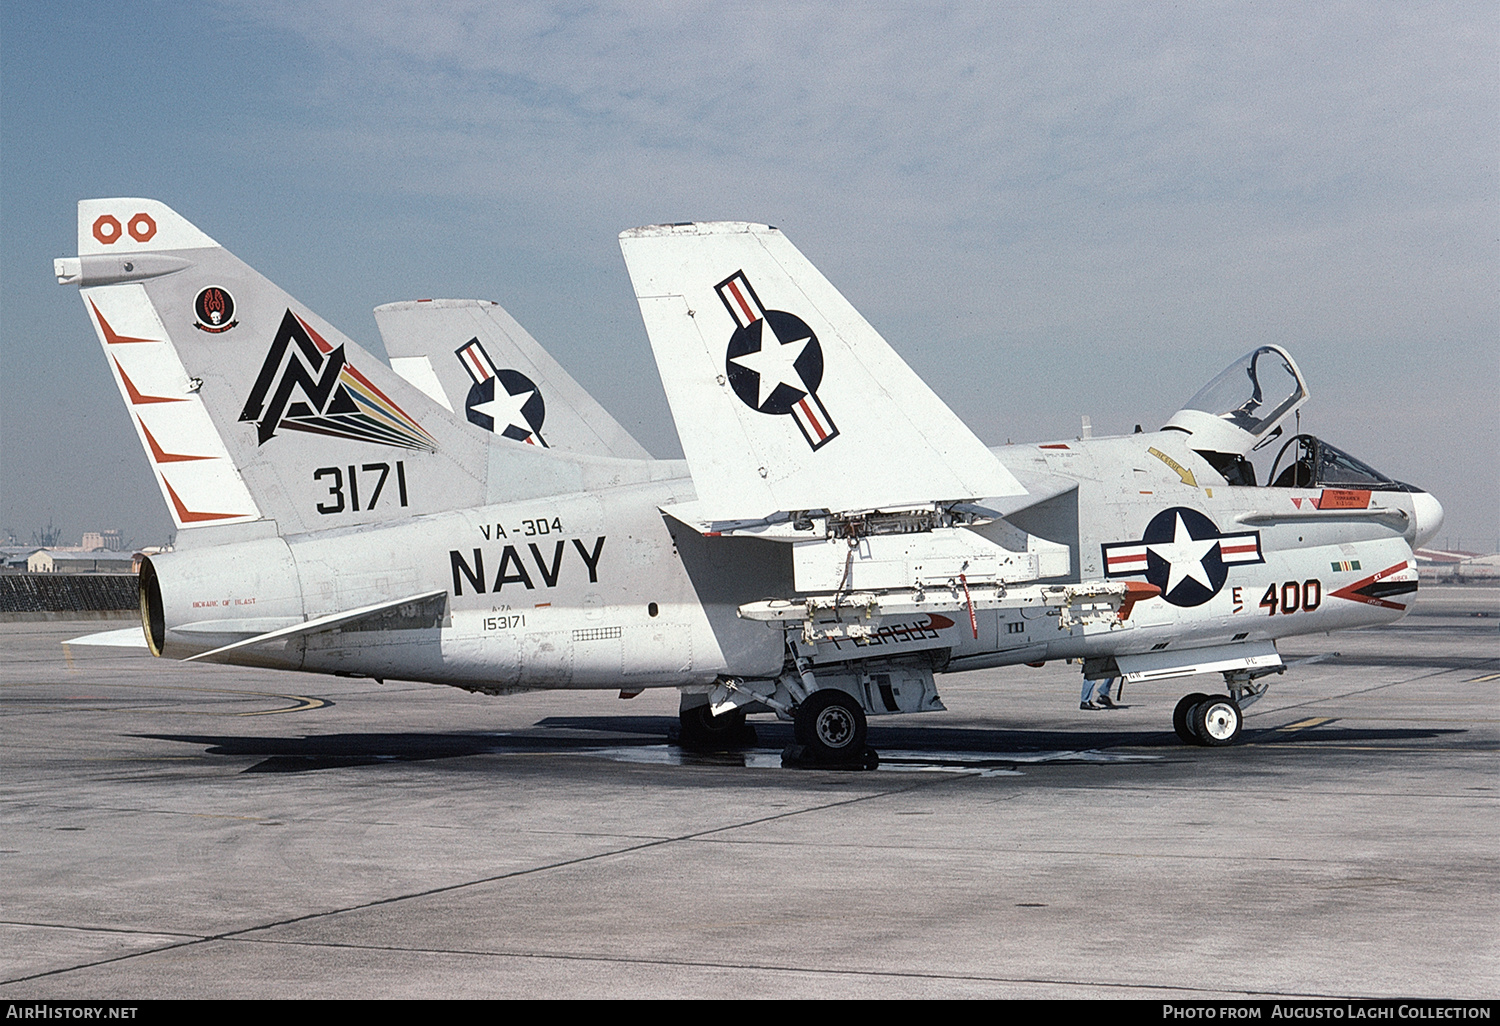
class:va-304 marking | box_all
[58,202,1443,765]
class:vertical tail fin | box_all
[375,298,652,459]
[58,199,598,536]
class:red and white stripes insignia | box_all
[716,271,768,329]
[1105,544,1149,574]
[1219,536,1263,564]
[792,393,836,447]
[456,338,498,385]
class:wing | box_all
[619,222,1025,521]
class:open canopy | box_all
[1163,345,1309,457]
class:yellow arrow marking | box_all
[1148,447,1197,488]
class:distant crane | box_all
[30,519,64,548]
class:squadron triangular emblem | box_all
[240,310,436,450]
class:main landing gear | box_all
[787,690,880,770]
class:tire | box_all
[678,704,751,750]
[795,690,867,765]
[1173,693,1210,745]
[1193,695,1243,746]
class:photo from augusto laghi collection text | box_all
[1161,1005,1493,1020]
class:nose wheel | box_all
[1194,695,1243,745]
[1173,693,1211,744]
[1173,692,1243,746]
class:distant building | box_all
[1,546,38,570]
[1416,548,1500,582]
[81,529,125,552]
[26,549,136,574]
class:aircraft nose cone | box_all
[1411,491,1444,550]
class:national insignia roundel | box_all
[716,270,839,451]
[454,338,548,446]
[725,310,824,415]
[1101,506,1264,607]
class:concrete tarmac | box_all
[2,585,1496,999]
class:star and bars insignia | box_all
[455,338,548,447]
[717,271,839,451]
[1102,506,1264,608]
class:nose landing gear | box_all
[1171,667,1278,746]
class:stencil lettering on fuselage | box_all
[449,537,606,596]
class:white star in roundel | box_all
[472,382,537,438]
[1146,512,1219,597]
[729,321,811,409]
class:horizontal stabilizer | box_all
[619,222,1025,519]
[184,589,447,663]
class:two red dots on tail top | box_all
[93,212,157,244]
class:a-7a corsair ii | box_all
[57,201,1443,766]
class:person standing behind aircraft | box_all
[1081,676,1119,710]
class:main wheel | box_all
[1173,693,1211,745]
[795,690,867,765]
[678,704,753,750]
[1193,695,1243,746]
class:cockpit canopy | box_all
[1268,434,1421,492]
[1163,345,1309,458]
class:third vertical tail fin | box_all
[375,298,652,459]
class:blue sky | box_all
[2,2,1495,550]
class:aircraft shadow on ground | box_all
[139,717,1463,774]
[1248,724,1467,746]
[543,715,1184,753]
[139,727,669,773]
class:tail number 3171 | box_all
[314,461,409,515]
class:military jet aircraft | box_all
[56,201,1443,766]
